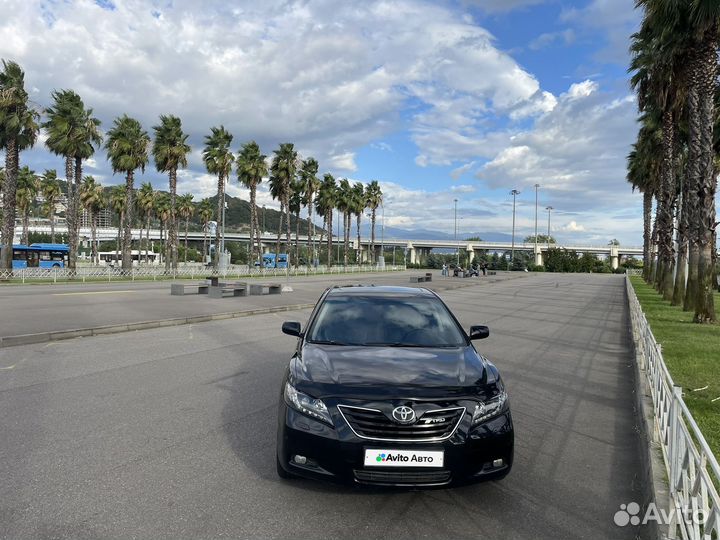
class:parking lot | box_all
[0,273,643,539]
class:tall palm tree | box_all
[289,177,304,266]
[237,141,267,265]
[0,60,39,269]
[153,115,191,271]
[136,182,156,264]
[177,193,194,263]
[336,178,353,266]
[352,182,366,264]
[109,185,127,264]
[199,198,213,264]
[43,89,102,271]
[366,180,383,265]
[299,158,319,264]
[315,174,336,266]
[79,176,104,265]
[270,143,298,265]
[202,126,233,268]
[16,166,39,245]
[41,169,61,244]
[105,115,149,271]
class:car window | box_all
[307,294,466,347]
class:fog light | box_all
[293,455,307,465]
[492,459,503,468]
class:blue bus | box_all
[12,243,69,269]
[260,253,288,268]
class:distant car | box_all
[276,285,514,487]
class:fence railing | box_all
[626,276,720,539]
[0,264,408,283]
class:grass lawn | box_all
[630,276,720,461]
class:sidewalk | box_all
[0,270,529,347]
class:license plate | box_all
[364,449,444,468]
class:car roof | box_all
[326,285,435,297]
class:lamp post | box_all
[454,199,459,265]
[510,189,520,268]
[546,206,553,249]
[220,188,227,269]
[534,184,539,264]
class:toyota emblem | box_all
[392,406,416,424]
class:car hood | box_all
[290,343,489,399]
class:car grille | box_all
[354,469,452,485]
[337,405,465,441]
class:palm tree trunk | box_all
[50,206,56,244]
[71,157,83,271]
[64,156,76,270]
[122,170,134,271]
[673,172,689,305]
[327,209,333,266]
[184,217,189,263]
[343,211,350,266]
[91,211,98,265]
[318,214,325,266]
[275,203,284,267]
[307,194,315,265]
[146,215,151,264]
[284,192,291,268]
[22,208,29,245]
[295,211,300,267]
[642,191,652,282]
[0,138,18,270]
[370,208,376,265]
[169,168,178,270]
[656,109,675,299]
[356,214,361,264]
[203,222,208,264]
[116,210,123,265]
[692,25,717,322]
[250,184,258,265]
[215,173,224,268]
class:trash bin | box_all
[458,271,464,278]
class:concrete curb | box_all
[625,284,669,540]
[0,303,315,349]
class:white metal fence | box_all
[0,264,408,283]
[627,276,720,539]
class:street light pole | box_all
[510,189,520,268]
[220,184,227,269]
[546,206,553,249]
[534,184,539,264]
[454,199,458,265]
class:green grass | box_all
[630,276,720,461]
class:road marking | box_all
[0,364,16,370]
[51,290,139,297]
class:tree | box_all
[79,175,104,264]
[16,166,39,245]
[352,182,366,263]
[237,141,267,265]
[104,115,149,271]
[153,115,191,271]
[289,177,304,266]
[41,169,61,244]
[315,174,336,266]
[299,158,320,264]
[336,178,353,266]
[524,234,555,244]
[203,126,234,268]
[270,143,298,267]
[43,89,102,271]
[177,193,194,263]
[155,193,171,260]
[365,180,383,264]
[136,182,155,264]
[0,60,39,269]
[198,198,213,264]
[109,185,127,264]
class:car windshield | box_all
[307,294,466,347]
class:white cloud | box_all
[464,0,548,14]
[529,29,575,50]
[561,220,585,232]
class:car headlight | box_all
[471,391,508,426]
[284,382,333,425]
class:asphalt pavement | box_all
[0,273,643,539]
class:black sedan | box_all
[276,285,513,487]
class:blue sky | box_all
[1,0,644,245]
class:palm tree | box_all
[289,177,304,266]
[16,166,39,245]
[198,198,213,264]
[79,176,104,265]
[315,174,336,266]
[153,115,191,271]
[43,89,102,271]
[202,126,234,268]
[365,180,383,264]
[0,60,39,269]
[109,185,127,264]
[237,141,268,265]
[41,169,61,244]
[270,143,298,266]
[351,182,366,264]
[299,158,319,264]
[136,182,156,264]
[336,178,353,266]
[155,193,171,260]
[177,193,194,263]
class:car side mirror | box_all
[282,321,302,337]
[469,325,489,340]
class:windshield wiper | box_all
[365,342,427,347]
[308,339,349,346]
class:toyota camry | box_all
[276,285,514,487]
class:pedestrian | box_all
[482,262,487,276]
[442,263,447,276]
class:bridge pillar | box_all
[534,245,543,266]
[610,246,619,270]
[407,242,417,265]
[466,245,475,264]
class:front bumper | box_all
[276,400,514,487]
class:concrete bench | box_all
[206,275,219,287]
[425,273,433,282]
[488,271,497,276]
[171,283,209,296]
[409,275,427,283]
[248,283,282,295]
[208,283,248,299]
